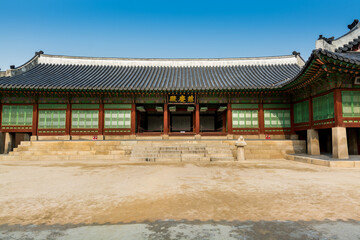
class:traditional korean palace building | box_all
[1,20,360,160]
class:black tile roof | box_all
[0,55,302,91]
[335,36,360,53]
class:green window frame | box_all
[38,110,66,129]
[264,109,291,128]
[342,91,360,117]
[313,93,334,121]
[232,110,258,128]
[2,105,33,126]
[294,101,309,123]
[104,110,131,129]
[71,110,99,129]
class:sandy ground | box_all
[1,159,360,225]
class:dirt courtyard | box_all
[1,159,360,225]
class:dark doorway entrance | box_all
[318,128,332,154]
[346,128,360,155]
[199,104,226,132]
[169,105,194,133]
[137,104,164,133]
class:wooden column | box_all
[222,111,227,132]
[65,103,71,135]
[259,102,265,134]
[334,89,343,127]
[195,103,200,134]
[163,103,169,134]
[131,103,136,135]
[227,103,232,134]
[32,103,38,136]
[99,102,104,135]
[290,103,295,134]
[309,96,313,128]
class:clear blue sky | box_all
[0,0,358,70]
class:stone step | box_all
[16,155,130,161]
[210,156,235,161]
[245,154,284,159]
[209,154,234,158]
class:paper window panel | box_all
[104,110,131,129]
[72,110,99,128]
[231,110,258,128]
[1,105,33,126]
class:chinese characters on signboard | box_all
[168,94,195,103]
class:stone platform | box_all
[286,153,360,168]
[0,139,306,162]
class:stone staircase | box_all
[130,142,235,162]
[6,141,133,161]
[1,139,306,162]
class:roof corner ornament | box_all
[35,50,44,56]
[348,19,359,30]
[292,51,300,56]
[318,35,335,44]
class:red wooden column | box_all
[334,89,343,127]
[290,103,295,134]
[195,103,200,134]
[163,103,169,134]
[99,102,104,135]
[258,102,265,135]
[309,96,313,128]
[227,103,232,134]
[131,103,136,135]
[32,103,38,136]
[65,103,71,135]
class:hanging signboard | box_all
[168,94,195,104]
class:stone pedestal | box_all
[332,127,349,159]
[4,133,13,154]
[30,135,38,141]
[307,129,320,155]
[162,134,169,140]
[235,136,247,161]
[194,134,201,140]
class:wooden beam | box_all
[227,103,232,134]
[259,102,265,134]
[99,101,104,135]
[309,96,313,128]
[334,89,343,127]
[195,103,200,134]
[32,103,38,136]
[163,103,169,134]
[131,103,136,135]
[65,103,71,135]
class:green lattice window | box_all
[104,110,131,128]
[232,110,258,128]
[313,93,334,121]
[294,101,309,123]
[342,91,360,117]
[71,110,99,128]
[38,110,66,129]
[264,110,291,128]
[2,105,33,126]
